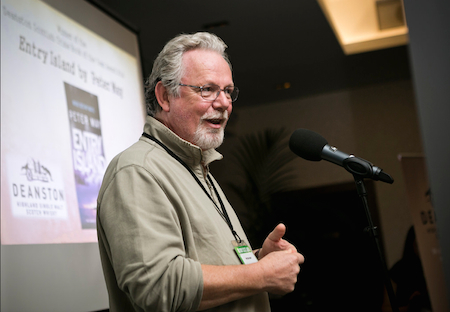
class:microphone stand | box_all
[353,175,400,312]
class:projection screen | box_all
[1,0,146,310]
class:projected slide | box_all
[1,0,145,244]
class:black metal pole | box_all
[353,175,400,312]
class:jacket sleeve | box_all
[97,164,203,312]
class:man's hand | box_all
[199,223,304,310]
[258,249,303,295]
[258,223,298,259]
[256,223,304,295]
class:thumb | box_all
[268,223,286,242]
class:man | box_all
[97,32,304,312]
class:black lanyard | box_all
[142,132,242,243]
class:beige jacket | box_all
[97,116,270,312]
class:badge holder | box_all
[232,240,258,265]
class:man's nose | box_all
[213,90,231,111]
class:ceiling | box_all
[90,0,411,107]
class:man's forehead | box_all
[183,49,224,67]
[181,49,232,82]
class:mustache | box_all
[201,110,228,120]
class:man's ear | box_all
[155,81,170,112]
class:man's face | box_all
[163,49,233,150]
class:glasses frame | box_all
[178,83,239,102]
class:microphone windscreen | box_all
[289,129,328,161]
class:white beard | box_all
[192,111,228,150]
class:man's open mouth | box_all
[207,118,222,125]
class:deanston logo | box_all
[21,158,52,182]
[8,156,67,219]
[12,158,64,202]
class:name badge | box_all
[232,240,258,265]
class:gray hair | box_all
[144,32,232,116]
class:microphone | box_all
[289,129,393,184]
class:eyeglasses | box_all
[179,83,239,102]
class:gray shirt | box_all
[97,116,270,312]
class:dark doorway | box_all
[267,181,386,312]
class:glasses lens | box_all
[200,84,219,100]
[227,86,239,102]
[201,84,239,102]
